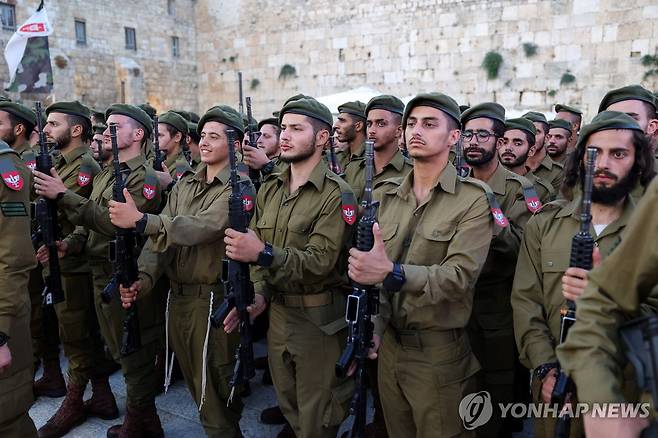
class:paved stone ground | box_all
[30,340,533,437]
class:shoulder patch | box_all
[460,177,509,228]
[175,159,194,181]
[341,191,357,225]
[507,173,543,213]
[0,158,24,191]
[22,150,36,171]
[143,172,158,200]
[78,163,92,187]
[0,201,28,217]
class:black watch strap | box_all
[257,242,274,267]
[534,362,558,380]
[135,213,148,234]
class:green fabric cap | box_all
[338,101,367,119]
[187,122,198,135]
[172,110,191,122]
[460,102,506,125]
[403,92,461,127]
[548,118,573,133]
[272,110,280,118]
[189,112,200,123]
[46,100,91,123]
[159,111,188,135]
[505,117,537,136]
[459,104,470,113]
[105,104,153,138]
[91,108,106,124]
[93,123,107,135]
[365,95,405,116]
[138,103,157,119]
[554,104,582,115]
[0,101,36,126]
[598,84,656,113]
[576,111,643,150]
[279,97,333,128]
[198,105,244,136]
[522,111,548,124]
[258,117,279,130]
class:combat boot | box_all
[140,402,164,438]
[37,382,86,438]
[260,405,287,425]
[107,403,164,438]
[277,423,296,438]
[84,376,119,420]
[33,359,67,398]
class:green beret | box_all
[187,122,198,138]
[172,110,192,121]
[522,111,548,124]
[554,104,582,115]
[272,111,280,118]
[105,103,153,138]
[403,92,461,127]
[279,97,333,128]
[338,101,367,119]
[598,85,656,113]
[283,94,310,108]
[576,111,643,151]
[258,117,279,130]
[93,123,107,135]
[460,102,506,125]
[159,111,188,135]
[0,101,36,126]
[505,117,537,137]
[365,95,404,116]
[46,100,91,123]
[548,118,573,133]
[459,105,470,113]
[138,103,157,119]
[198,106,244,136]
[189,112,200,123]
[91,108,106,124]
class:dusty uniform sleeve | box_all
[511,215,556,369]
[401,194,493,304]
[556,179,658,404]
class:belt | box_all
[170,283,218,298]
[389,326,461,350]
[272,290,334,308]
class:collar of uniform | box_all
[14,141,32,156]
[556,193,635,233]
[396,161,457,198]
[597,196,635,240]
[165,152,178,169]
[357,149,406,172]
[191,163,230,185]
[60,145,87,164]
[276,158,326,191]
[125,153,145,171]
[350,141,365,160]
[483,162,507,196]
[539,154,555,171]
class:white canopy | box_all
[316,86,382,114]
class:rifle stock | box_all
[152,115,164,171]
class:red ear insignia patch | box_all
[491,207,509,228]
[78,165,92,187]
[342,205,356,225]
[26,160,36,171]
[0,159,23,191]
[242,195,254,212]
[143,184,156,200]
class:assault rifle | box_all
[335,140,379,438]
[152,115,164,172]
[102,123,141,356]
[209,129,256,404]
[552,147,598,437]
[244,97,261,191]
[455,135,469,177]
[33,101,64,306]
[328,131,342,175]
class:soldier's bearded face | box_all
[279,114,319,163]
[499,129,531,168]
[334,113,358,143]
[257,124,281,159]
[463,118,497,166]
[546,129,570,158]
[44,112,72,149]
[533,122,546,150]
[198,121,229,165]
[585,129,637,205]
[103,115,144,151]
[404,106,459,161]
[0,111,16,145]
[367,109,401,152]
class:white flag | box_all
[4,1,53,86]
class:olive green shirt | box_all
[512,194,636,371]
[375,163,493,334]
[342,150,413,202]
[0,145,35,336]
[137,163,254,292]
[13,140,36,170]
[532,154,564,193]
[53,146,102,273]
[524,171,556,203]
[58,154,162,263]
[556,178,658,404]
[337,141,365,170]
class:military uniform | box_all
[343,149,412,202]
[0,141,37,437]
[531,154,564,193]
[524,171,556,203]
[375,163,493,438]
[337,140,365,171]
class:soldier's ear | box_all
[316,129,329,147]
[528,144,538,157]
[70,123,83,139]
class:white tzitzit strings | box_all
[199,291,214,411]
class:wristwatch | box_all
[383,262,406,293]
[256,242,274,267]
[0,331,9,347]
[534,362,558,380]
[135,213,148,234]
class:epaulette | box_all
[553,160,565,169]
[0,141,17,156]
[535,175,556,200]
[142,164,159,200]
[20,148,36,170]
[78,152,101,187]
[459,176,509,228]
[326,172,357,225]
[506,172,543,213]
[174,157,194,181]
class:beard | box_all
[1,130,16,146]
[280,139,316,164]
[587,167,638,206]
[464,146,496,166]
[52,131,72,149]
[500,150,529,168]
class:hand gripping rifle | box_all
[33,102,64,306]
[152,115,164,172]
[101,123,141,357]
[552,147,598,437]
[335,140,379,438]
[208,129,256,404]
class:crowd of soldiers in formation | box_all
[0,81,656,438]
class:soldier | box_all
[108,106,254,438]
[523,111,564,192]
[187,121,201,166]
[224,97,356,438]
[343,95,412,202]
[555,104,582,151]
[556,173,658,438]
[241,116,283,178]
[334,101,367,169]
[33,104,165,438]
[157,111,193,182]
[511,111,656,438]
[91,123,110,165]
[347,92,493,437]
[500,117,556,202]
[35,101,121,438]
[0,101,37,168]
[0,139,38,438]
[545,118,573,165]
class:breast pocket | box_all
[540,248,570,309]
[287,214,313,235]
[255,216,275,242]
[411,222,457,264]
